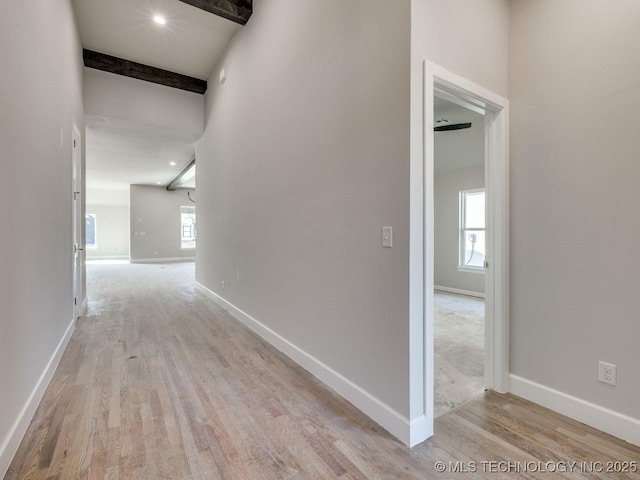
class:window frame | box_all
[458,188,485,274]
[180,205,196,250]
[85,213,97,250]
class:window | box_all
[181,206,196,249]
[459,189,485,272]
[86,214,97,249]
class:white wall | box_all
[422,0,510,98]
[130,185,196,262]
[510,0,640,426]
[86,188,129,207]
[86,204,130,259]
[84,68,203,136]
[434,167,485,294]
[197,0,412,439]
[0,0,85,475]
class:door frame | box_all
[410,61,510,445]
[72,124,84,319]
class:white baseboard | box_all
[510,375,640,447]
[434,285,485,298]
[0,318,76,478]
[195,282,421,446]
[131,257,195,264]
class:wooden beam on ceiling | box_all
[167,159,196,191]
[177,0,252,25]
[83,50,207,95]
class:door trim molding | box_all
[72,125,84,320]
[408,61,510,446]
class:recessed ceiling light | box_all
[156,181,162,185]
[169,162,176,166]
[153,15,166,25]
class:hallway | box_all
[9,262,424,478]
[6,262,640,479]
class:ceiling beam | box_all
[177,0,252,25]
[83,50,207,94]
[167,159,196,191]
[434,123,472,132]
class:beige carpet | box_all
[434,291,485,417]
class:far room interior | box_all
[433,96,487,416]
[83,67,201,270]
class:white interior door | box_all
[72,126,83,319]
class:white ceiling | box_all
[73,0,240,79]
[86,116,197,191]
[74,0,240,196]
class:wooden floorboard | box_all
[5,262,640,479]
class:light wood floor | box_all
[6,262,640,479]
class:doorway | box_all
[411,61,510,445]
[433,97,487,416]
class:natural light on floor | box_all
[86,259,130,265]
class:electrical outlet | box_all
[598,361,616,386]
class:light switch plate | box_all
[382,226,393,248]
